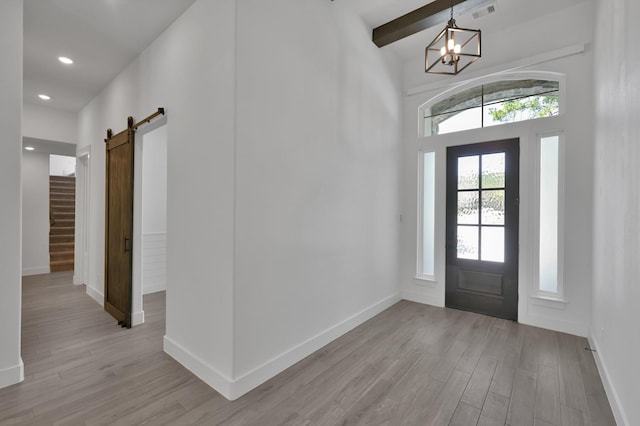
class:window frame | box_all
[418,71,566,138]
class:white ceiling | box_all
[24,0,588,113]
[23,0,197,112]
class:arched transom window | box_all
[424,79,560,136]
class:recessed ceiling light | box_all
[58,56,73,65]
[24,146,35,151]
[38,94,51,100]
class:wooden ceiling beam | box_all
[372,0,492,48]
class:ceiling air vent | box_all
[472,4,495,19]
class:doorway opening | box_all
[132,120,168,326]
[49,154,76,273]
[445,138,519,320]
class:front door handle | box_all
[124,237,131,252]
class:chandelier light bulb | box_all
[440,46,447,56]
[454,44,461,54]
[448,38,455,51]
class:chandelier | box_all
[425,1,481,75]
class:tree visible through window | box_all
[424,79,560,136]
[489,95,559,123]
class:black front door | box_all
[446,139,519,320]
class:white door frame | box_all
[74,146,91,286]
[132,117,168,326]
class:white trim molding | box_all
[588,336,630,426]
[402,289,444,307]
[519,313,587,337]
[165,293,401,401]
[22,266,50,276]
[132,310,145,327]
[163,335,234,399]
[230,293,401,400]
[85,285,104,307]
[0,359,23,389]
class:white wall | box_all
[401,1,595,336]
[78,0,403,399]
[591,0,640,424]
[49,154,76,176]
[0,0,24,389]
[233,0,403,390]
[142,125,167,234]
[78,0,237,392]
[22,151,50,276]
[142,124,167,295]
[23,102,78,144]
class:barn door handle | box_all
[124,237,131,252]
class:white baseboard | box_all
[164,293,401,401]
[230,293,402,400]
[163,335,234,399]
[86,285,104,307]
[0,359,24,389]
[402,289,445,307]
[132,310,145,326]
[143,284,166,295]
[22,266,50,276]
[519,313,587,337]
[588,336,629,426]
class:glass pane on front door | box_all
[458,191,479,224]
[481,153,505,188]
[481,190,505,225]
[481,227,505,262]
[458,156,479,189]
[457,225,479,260]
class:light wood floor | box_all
[0,272,615,425]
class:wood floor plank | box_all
[574,340,616,426]
[480,391,510,425]
[507,368,537,426]
[489,350,519,398]
[561,404,592,426]
[456,315,495,374]
[557,334,589,413]
[422,369,471,425]
[430,339,469,383]
[0,272,616,426]
[534,365,561,426]
[461,356,498,409]
[449,402,481,426]
[352,354,443,425]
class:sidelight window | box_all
[418,151,436,278]
[537,133,564,296]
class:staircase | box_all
[50,176,75,272]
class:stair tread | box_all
[50,176,75,272]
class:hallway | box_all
[0,272,616,425]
